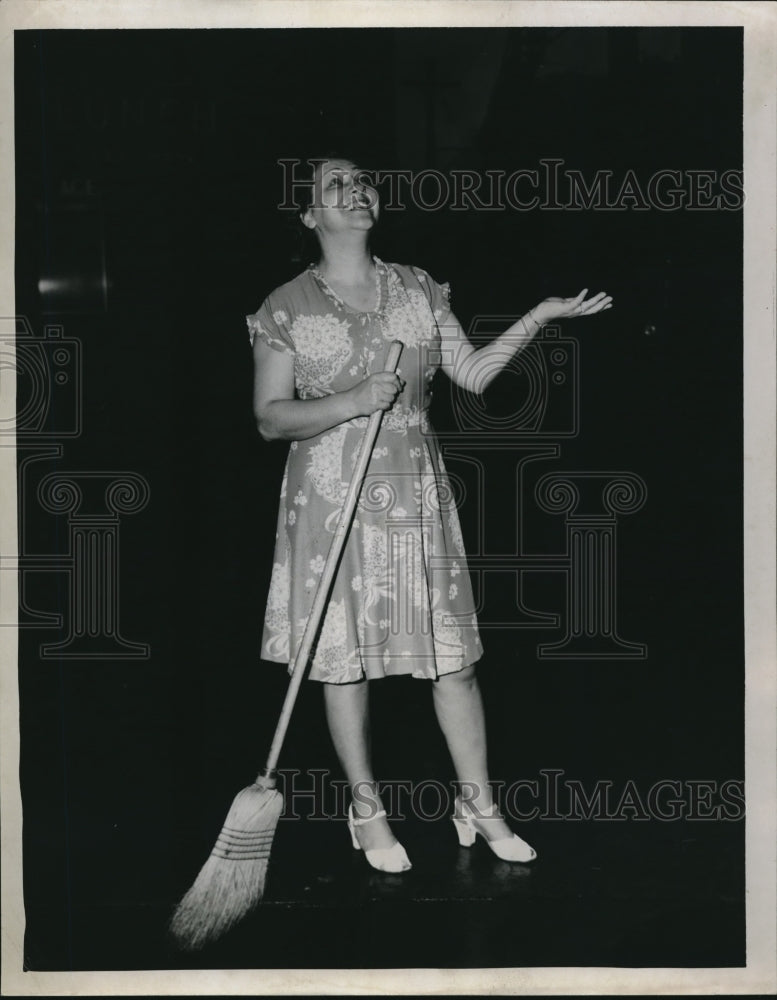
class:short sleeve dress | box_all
[247,256,484,684]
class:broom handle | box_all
[260,339,405,780]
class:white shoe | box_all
[347,804,412,873]
[452,795,537,863]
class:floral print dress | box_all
[246,257,483,684]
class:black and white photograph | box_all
[2,1,775,995]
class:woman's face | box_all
[301,159,379,239]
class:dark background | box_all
[15,27,744,970]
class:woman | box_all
[248,157,611,873]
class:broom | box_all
[168,339,405,951]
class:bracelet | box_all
[520,309,542,337]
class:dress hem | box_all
[258,650,484,684]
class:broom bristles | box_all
[169,781,284,951]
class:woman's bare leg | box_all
[431,663,514,840]
[323,678,398,851]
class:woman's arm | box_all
[440,289,612,394]
[252,339,403,442]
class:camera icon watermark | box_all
[1,316,82,439]
[5,316,151,658]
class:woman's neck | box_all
[317,240,374,285]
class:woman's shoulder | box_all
[265,266,316,306]
[247,268,316,340]
[384,261,451,318]
[385,260,430,280]
[385,260,447,290]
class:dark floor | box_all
[20,636,746,972]
[22,799,744,971]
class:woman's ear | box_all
[300,208,316,231]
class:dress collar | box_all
[308,256,388,315]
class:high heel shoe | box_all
[451,795,537,863]
[347,804,412,873]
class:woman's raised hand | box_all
[535,289,613,325]
[347,372,405,416]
